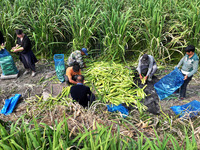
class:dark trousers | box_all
[176,74,192,98]
[88,93,96,104]
[19,51,37,72]
[140,64,157,77]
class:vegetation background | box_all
[1,0,200,62]
[0,0,200,149]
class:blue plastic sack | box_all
[170,100,200,118]
[154,67,184,100]
[107,104,129,118]
[54,54,65,82]
[0,94,21,115]
[0,49,10,58]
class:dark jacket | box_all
[16,34,37,70]
[70,84,92,107]
[17,34,32,54]
[0,31,4,45]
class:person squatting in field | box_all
[175,45,199,100]
[137,54,157,82]
[12,29,38,77]
[67,48,88,68]
[70,75,95,107]
[65,62,81,84]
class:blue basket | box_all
[54,54,65,67]
[54,54,65,82]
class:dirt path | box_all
[0,60,67,122]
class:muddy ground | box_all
[0,59,200,123]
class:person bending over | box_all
[67,48,88,68]
[70,75,95,107]
[12,29,38,77]
[137,54,157,81]
[65,63,81,84]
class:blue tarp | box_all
[107,104,129,118]
[170,100,200,118]
[0,94,21,115]
[154,67,184,100]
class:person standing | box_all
[176,45,199,100]
[12,29,38,77]
[137,54,157,81]
[70,75,95,107]
[0,31,4,46]
[67,48,88,68]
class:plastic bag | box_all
[107,104,129,118]
[0,94,21,115]
[0,48,10,58]
[154,67,184,100]
[170,100,200,118]
[54,54,65,82]
[0,55,18,75]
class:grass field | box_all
[0,0,200,61]
[0,0,200,149]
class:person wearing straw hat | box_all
[67,48,88,68]
[12,29,38,77]
[137,54,157,81]
[70,75,95,107]
[175,45,199,100]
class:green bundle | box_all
[84,61,147,111]
[0,45,5,50]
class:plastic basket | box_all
[54,54,65,82]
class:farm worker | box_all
[67,48,88,68]
[65,62,81,84]
[12,29,38,77]
[175,45,199,100]
[137,54,157,81]
[70,75,95,107]
[0,31,4,46]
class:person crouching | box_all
[70,75,95,107]
[65,62,81,84]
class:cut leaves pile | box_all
[84,61,147,112]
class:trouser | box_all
[68,61,75,67]
[64,75,78,84]
[20,51,37,72]
[68,61,83,69]
[176,74,192,98]
[140,64,157,77]
[88,93,96,104]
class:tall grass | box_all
[22,0,66,56]
[0,117,198,149]
[62,0,100,52]
[100,0,133,61]
[0,0,200,60]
